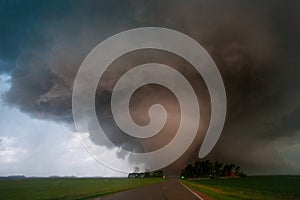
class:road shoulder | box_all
[180,180,215,200]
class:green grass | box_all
[0,178,164,200]
[183,176,300,200]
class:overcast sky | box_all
[0,0,300,176]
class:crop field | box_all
[1,176,300,200]
[0,177,163,200]
[183,176,300,200]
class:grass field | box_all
[183,176,300,200]
[0,177,163,200]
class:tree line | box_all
[181,160,247,178]
[128,167,164,178]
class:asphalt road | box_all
[97,179,210,200]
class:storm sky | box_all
[1,0,300,176]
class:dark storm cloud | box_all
[3,0,134,120]
[2,0,300,174]
[0,0,71,73]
